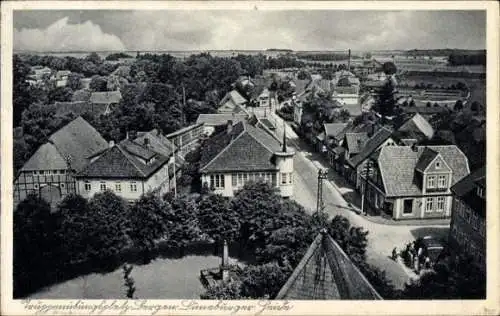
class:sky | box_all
[13,10,486,52]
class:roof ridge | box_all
[200,127,246,172]
[116,144,147,177]
[275,233,323,299]
[244,122,280,153]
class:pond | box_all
[28,255,242,299]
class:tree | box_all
[85,52,102,65]
[55,194,91,265]
[375,79,396,118]
[122,264,136,299]
[230,181,283,250]
[297,69,311,80]
[200,280,243,299]
[327,215,368,265]
[67,73,84,90]
[239,262,293,299]
[48,86,73,103]
[470,101,480,112]
[128,193,171,255]
[403,253,485,299]
[382,62,397,75]
[14,194,62,297]
[165,196,205,249]
[13,55,33,126]
[89,75,108,92]
[409,99,416,107]
[86,191,130,263]
[198,194,240,242]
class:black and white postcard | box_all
[1,1,499,315]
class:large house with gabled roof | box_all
[14,116,109,206]
[199,120,295,197]
[75,134,175,201]
[362,145,470,220]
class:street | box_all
[271,112,450,290]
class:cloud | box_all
[13,10,485,51]
[14,17,126,51]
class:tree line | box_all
[448,53,486,66]
[14,182,393,299]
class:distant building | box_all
[76,136,174,202]
[80,78,92,90]
[363,145,470,220]
[196,113,249,137]
[275,229,382,300]
[166,123,205,158]
[14,117,108,207]
[54,100,109,117]
[345,127,395,188]
[89,91,122,115]
[315,122,347,153]
[449,166,486,271]
[199,121,294,197]
[395,113,435,141]
[217,90,248,114]
[331,70,361,114]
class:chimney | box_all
[348,49,351,72]
[411,143,418,152]
[109,140,115,148]
[143,137,150,147]
[125,131,129,140]
[227,120,233,134]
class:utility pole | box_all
[181,84,186,125]
[360,160,371,216]
[316,169,329,214]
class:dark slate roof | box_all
[451,166,486,217]
[275,230,382,300]
[249,85,268,100]
[324,123,348,138]
[398,113,434,140]
[415,147,439,172]
[78,140,170,179]
[54,101,107,117]
[219,90,247,106]
[196,113,248,126]
[378,145,470,197]
[47,116,109,172]
[90,91,122,104]
[344,133,369,154]
[135,129,176,157]
[120,139,156,160]
[20,143,68,171]
[199,121,284,173]
[348,126,393,167]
